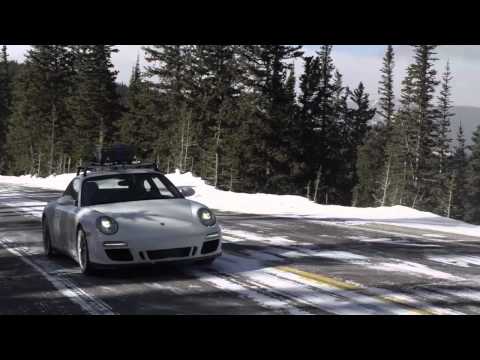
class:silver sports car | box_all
[42,165,222,275]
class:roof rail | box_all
[76,162,160,176]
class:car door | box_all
[54,179,81,254]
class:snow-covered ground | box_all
[0,170,479,239]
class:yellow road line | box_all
[277,266,435,315]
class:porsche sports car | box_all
[42,158,222,275]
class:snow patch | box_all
[2,169,480,239]
[428,255,480,268]
[369,260,462,281]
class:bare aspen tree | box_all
[29,145,35,175]
[214,153,219,187]
[446,175,455,218]
[313,166,322,203]
[229,166,234,191]
[58,154,62,174]
[37,152,41,176]
[48,104,57,175]
[99,116,105,149]
[183,111,191,171]
[213,117,222,188]
[380,156,392,206]
[179,117,186,171]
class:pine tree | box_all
[297,55,321,197]
[240,45,303,193]
[0,45,11,172]
[68,45,120,163]
[355,122,387,206]
[313,45,338,203]
[6,45,74,176]
[409,45,440,209]
[466,125,480,224]
[378,45,395,127]
[373,45,396,206]
[387,64,416,205]
[450,124,467,220]
[143,45,194,171]
[344,82,376,205]
[388,45,439,209]
[433,61,454,215]
[116,55,169,164]
[189,45,245,186]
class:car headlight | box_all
[96,216,119,235]
[198,208,216,227]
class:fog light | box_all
[206,233,220,239]
[103,241,127,247]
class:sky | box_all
[4,45,480,107]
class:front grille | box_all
[105,249,133,262]
[201,239,220,255]
[147,247,191,261]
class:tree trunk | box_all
[37,152,41,177]
[447,176,454,218]
[214,117,222,189]
[29,145,35,175]
[57,154,63,174]
[179,119,185,171]
[214,152,219,188]
[380,156,392,207]
[313,166,322,203]
[99,116,104,149]
[48,104,57,175]
[184,113,191,171]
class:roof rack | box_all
[76,162,160,176]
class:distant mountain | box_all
[450,106,480,146]
[371,103,480,146]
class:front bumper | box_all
[86,230,222,266]
[90,253,222,270]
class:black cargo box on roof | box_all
[94,144,136,164]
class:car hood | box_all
[86,198,195,226]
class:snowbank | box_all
[1,170,479,238]
[0,173,77,191]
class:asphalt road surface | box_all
[2,183,480,315]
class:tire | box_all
[76,228,97,276]
[197,257,216,266]
[43,218,57,258]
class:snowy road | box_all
[2,183,480,315]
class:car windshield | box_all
[81,173,182,206]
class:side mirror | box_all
[178,186,195,198]
[58,195,76,206]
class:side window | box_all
[143,179,152,192]
[152,177,175,197]
[64,179,80,202]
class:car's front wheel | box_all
[77,228,97,276]
[43,218,57,258]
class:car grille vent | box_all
[105,249,133,262]
[201,240,219,255]
[147,247,191,260]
